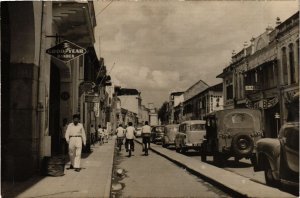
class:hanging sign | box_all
[46,40,86,62]
[246,97,279,109]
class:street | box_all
[177,149,266,185]
[111,142,229,198]
[2,2,299,198]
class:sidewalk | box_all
[2,138,115,198]
[135,139,295,198]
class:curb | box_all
[104,137,116,198]
[135,139,295,198]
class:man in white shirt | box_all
[125,122,135,152]
[65,114,86,172]
[141,121,151,155]
[116,124,125,151]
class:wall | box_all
[118,95,139,114]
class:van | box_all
[174,120,206,153]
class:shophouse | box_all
[1,1,99,180]
[217,12,299,138]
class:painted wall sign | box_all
[46,40,86,62]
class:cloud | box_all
[94,1,298,107]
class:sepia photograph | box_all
[1,0,299,197]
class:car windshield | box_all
[155,127,165,133]
[190,124,205,131]
[167,126,178,132]
[224,113,254,128]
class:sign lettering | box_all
[46,40,86,62]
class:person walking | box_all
[103,127,108,143]
[97,125,104,145]
[125,122,135,152]
[116,124,125,151]
[141,121,151,156]
[65,114,86,172]
[90,124,96,146]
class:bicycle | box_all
[142,133,151,156]
[126,139,134,157]
[117,137,123,151]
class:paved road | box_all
[111,143,229,197]
[162,145,266,184]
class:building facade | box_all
[217,12,299,138]
[1,1,100,180]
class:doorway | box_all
[49,62,61,155]
[264,103,281,138]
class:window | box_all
[289,43,296,84]
[282,47,288,85]
[190,124,206,131]
[226,78,233,100]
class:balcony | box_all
[52,1,96,48]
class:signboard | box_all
[85,94,100,103]
[246,97,278,109]
[245,85,260,91]
[46,40,86,62]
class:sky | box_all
[93,0,298,108]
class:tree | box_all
[158,101,169,125]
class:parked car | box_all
[201,109,263,166]
[135,127,142,137]
[151,126,165,143]
[162,124,179,148]
[174,120,206,153]
[254,121,299,189]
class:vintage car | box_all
[254,121,299,189]
[150,125,165,143]
[201,109,263,166]
[162,124,179,148]
[174,120,206,153]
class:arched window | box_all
[289,43,296,84]
[281,47,288,85]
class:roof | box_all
[185,79,209,92]
[118,88,139,96]
[170,91,184,96]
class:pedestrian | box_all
[125,122,135,152]
[65,114,86,172]
[60,118,68,155]
[116,124,125,151]
[90,124,96,146]
[103,127,108,143]
[97,125,104,145]
[141,121,151,155]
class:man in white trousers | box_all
[65,114,86,172]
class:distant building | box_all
[182,80,210,121]
[167,91,184,124]
[148,103,158,126]
[183,83,223,120]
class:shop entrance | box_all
[264,103,281,138]
[49,62,61,155]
